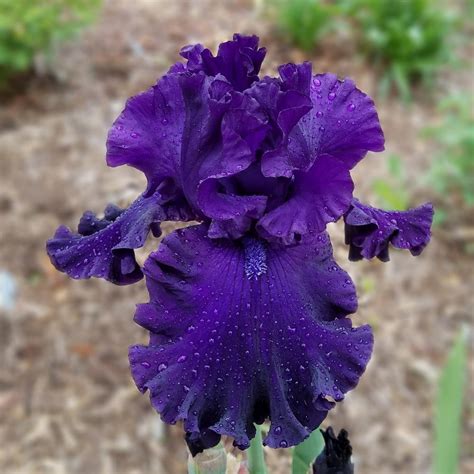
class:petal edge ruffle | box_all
[129,224,372,451]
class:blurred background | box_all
[0,0,472,472]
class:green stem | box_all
[248,425,268,474]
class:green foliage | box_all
[248,425,268,474]
[268,0,339,52]
[0,0,101,84]
[349,0,456,101]
[426,93,474,209]
[291,429,324,474]
[433,328,468,474]
[372,155,410,210]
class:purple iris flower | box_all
[46,34,433,454]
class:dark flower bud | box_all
[313,427,354,474]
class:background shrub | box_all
[0,0,101,85]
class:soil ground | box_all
[0,1,473,473]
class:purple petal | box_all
[106,69,269,236]
[46,191,164,285]
[181,34,266,91]
[247,65,313,177]
[261,73,385,178]
[257,154,354,245]
[106,74,187,193]
[344,199,434,261]
[129,224,372,451]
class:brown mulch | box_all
[0,1,472,473]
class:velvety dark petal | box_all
[129,224,372,451]
[261,73,385,178]
[46,191,164,285]
[196,105,269,238]
[313,427,354,474]
[181,34,266,91]
[344,199,434,261]
[257,154,354,245]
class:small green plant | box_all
[0,0,101,85]
[268,0,339,52]
[425,93,474,219]
[349,0,456,101]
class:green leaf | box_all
[292,428,324,474]
[248,425,268,474]
[433,328,468,474]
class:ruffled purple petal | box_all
[129,224,372,451]
[180,34,266,91]
[344,199,434,261]
[106,73,187,194]
[261,73,385,178]
[106,68,269,236]
[247,64,313,178]
[257,154,354,245]
[196,101,269,239]
[46,191,164,285]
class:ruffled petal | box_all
[106,68,269,235]
[196,102,269,239]
[261,73,385,178]
[247,64,313,178]
[257,154,354,245]
[344,199,434,261]
[46,191,164,285]
[129,224,372,452]
[106,75,186,194]
[180,34,266,91]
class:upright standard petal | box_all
[261,73,385,178]
[106,70,269,237]
[180,34,266,91]
[129,224,372,452]
[257,154,354,245]
[344,199,434,261]
[46,191,164,285]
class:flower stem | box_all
[248,425,267,474]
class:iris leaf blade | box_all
[434,328,468,474]
[291,428,324,474]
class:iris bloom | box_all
[47,35,433,454]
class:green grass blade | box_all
[248,425,268,474]
[292,428,324,474]
[434,328,468,474]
